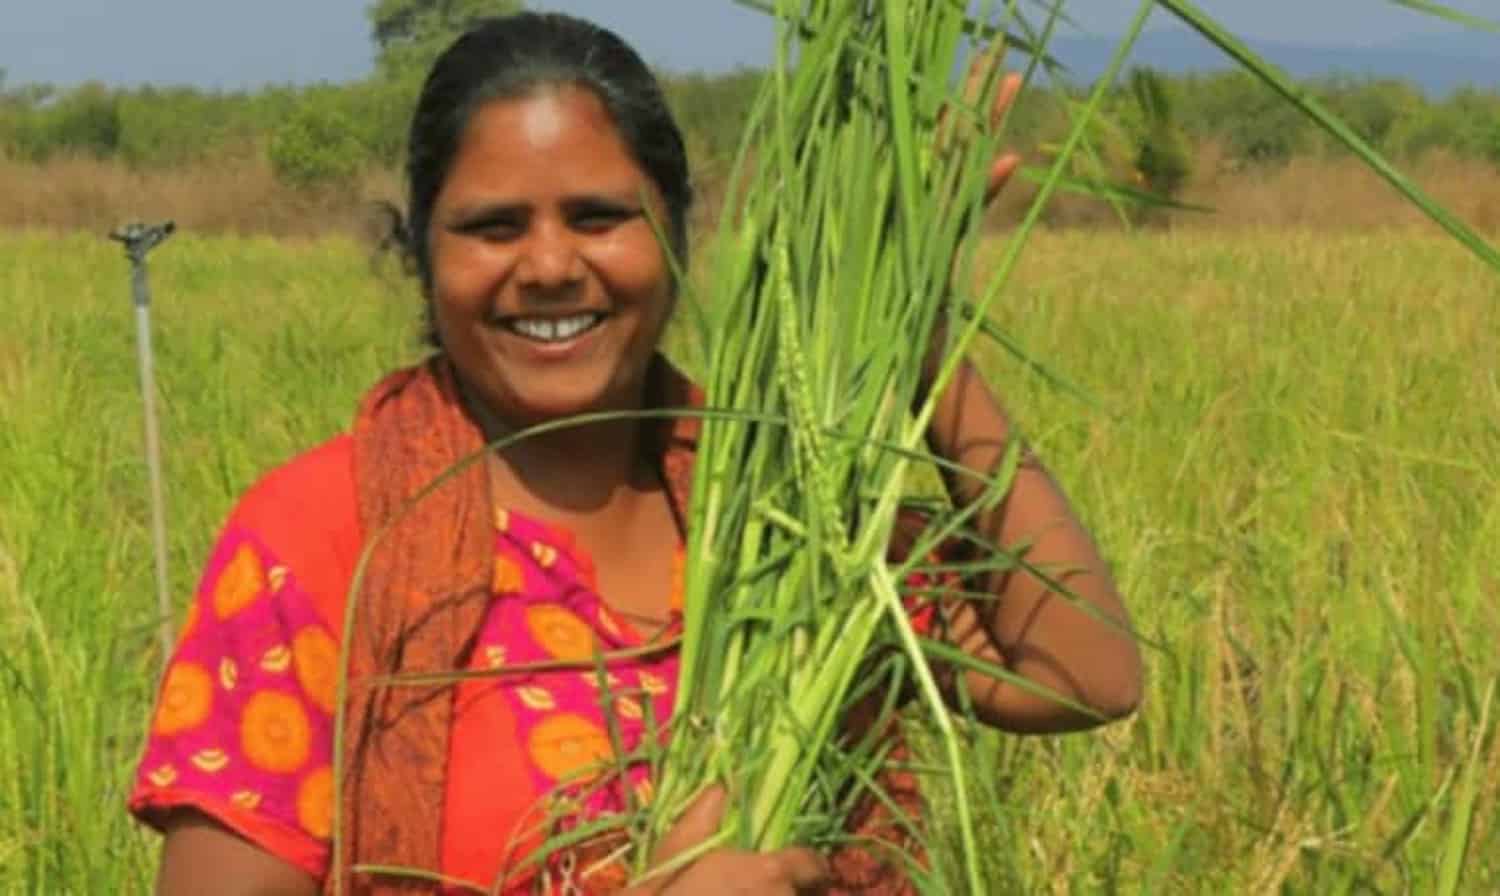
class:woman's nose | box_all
[516,221,583,289]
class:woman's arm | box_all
[157,812,319,896]
[925,359,1143,734]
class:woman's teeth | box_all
[508,314,602,343]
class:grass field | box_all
[1,227,1496,893]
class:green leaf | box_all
[1385,0,1500,34]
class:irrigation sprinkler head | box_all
[109,220,176,265]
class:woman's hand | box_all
[980,70,1023,204]
[941,45,1024,206]
[625,787,830,896]
[920,60,1023,394]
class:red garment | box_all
[130,357,952,893]
[129,435,686,893]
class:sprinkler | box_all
[109,220,177,667]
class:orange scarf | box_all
[337,355,495,893]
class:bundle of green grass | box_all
[637,1,1021,890]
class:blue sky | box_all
[0,0,1487,90]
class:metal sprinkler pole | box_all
[109,221,177,665]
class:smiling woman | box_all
[127,10,1140,896]
[428,88,677,430]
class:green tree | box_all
[1125,67,1192,200]
[44,82,122,159]
[368,0,524,81]
[268,92,368,190]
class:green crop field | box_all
[1,228,1496,893]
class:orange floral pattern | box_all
[296,766,334,838]
[492,554,525,595]
[153,662,213,736]
[291,626,339,713]
[527,713,614,782]
[525,603,596,662]
[133,527,338,884]
[213,543,266,619]
[241,690,312,774]
[133,510,685,892]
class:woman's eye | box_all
[476,221,523,241]
[572,207,632,232]
[456,214,524,241]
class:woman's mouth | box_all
[504,313,606,344]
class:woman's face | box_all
[426,85,674,428]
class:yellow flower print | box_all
[154,662,213,737]
[638,671,669,697]
[613,696,644,721]
[219,657,238,692]
[259,645,292,674]
[580,671,622,691]
[527,714,613,782]
[190,749,231,773]
[231,790,263,811]
[525,603,595,662]
[634,777,655,807]
[146,764,178,788]
[213,544,266,620]
[531,541,558,569]
[517,685,557,712]
[296,766,334,839]
[241,690,312,774]
[596,608,623,640]
[291,626,339,714]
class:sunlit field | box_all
[2,228,1496,893]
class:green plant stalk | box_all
[747,587,888,846]
[1436,678,1495,896]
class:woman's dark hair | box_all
[400,12,693,341]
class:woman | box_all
[130,12,1142,896]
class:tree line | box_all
[2,0,1497,201]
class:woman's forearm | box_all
[925,360,1144,733]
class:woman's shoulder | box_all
[232,434,356,526]
[223,433,362,631]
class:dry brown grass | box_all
[1183,144,1500,233]
[2,146,1497,243]
[998,142,1500,234]
[0,150,403,241]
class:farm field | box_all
[1,227,1497,893]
